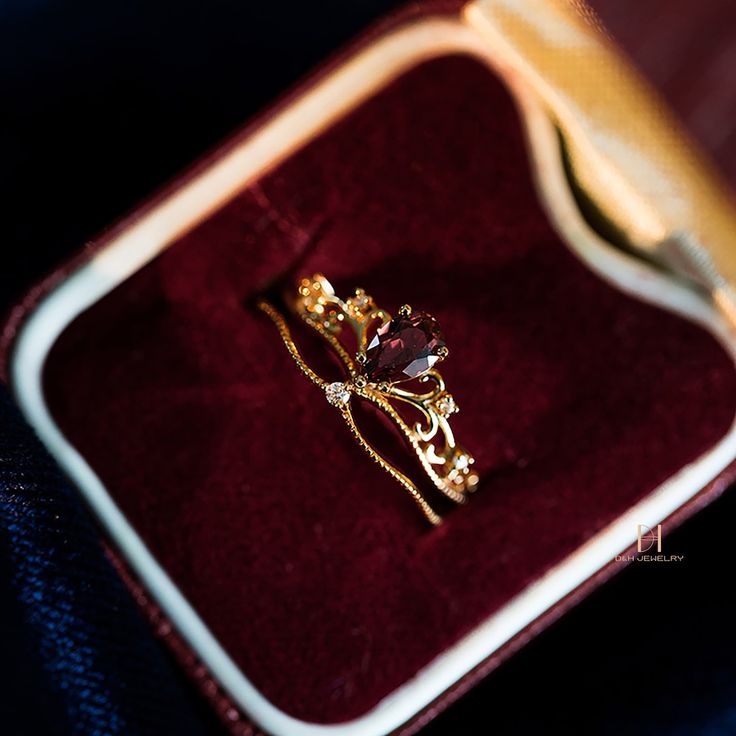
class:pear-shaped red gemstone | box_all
[363,311,445,383]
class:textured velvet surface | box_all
[43,56,736,723]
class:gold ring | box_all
[258,274,478,525]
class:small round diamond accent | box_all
[325,382,351,407]
[435,393,458,417]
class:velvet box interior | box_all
[33,53,736,728]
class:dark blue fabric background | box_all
[0,389,219,735]
[2,2,736,734]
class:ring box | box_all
[5,1,736,734]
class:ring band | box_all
[258,274,477,525]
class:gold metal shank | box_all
[258,273,478,525]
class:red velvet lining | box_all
[43,56,736,723]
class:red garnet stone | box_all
[363,311,445,383]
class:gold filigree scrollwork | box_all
[259,274,478,525]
